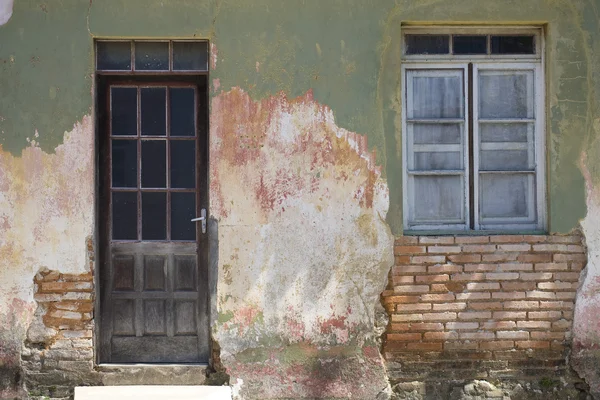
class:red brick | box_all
[409,322,445,331]
[482,321,516,330]
[517,321,551,329]
[523,235,548,243]
[466,282,500,291]
[534,263,568,271]
[498,244,531,252]
[394,285,430,294]
[518,253,552,263]
[553,272,581,281]
[493,311,527,320]
[428,246,461,254]
[519,273,553,281]
[540,301,573,310]
[392,265,427,274]
[388,333,422,341]
[415,274,449,283]
[528,311,561,320]
[396,236,419,245]
[464,264,497,272]
[533,244,567,252]
[448,254,482,263]
[497,331,529,340]
[392,314,423,322]
[515,341,550,349]
[406,342,443,351]
[444,341,480,350]
[501,282,536,291]
[570,262,586,271]
[395,245,427,254]
[430,283,451,292]
[390,323,411,331]
[392,276,415,285]
[455,292,491,300]
[555,292,577,300]
[492,292,526,300]
[530,331,566,340]
[422,312,457,321]
[421,293,455,302]
[397,303,432,312]
[455,236,490,244]
[547,235,580,244]
[480,340,515,349]
[383,295,420,304]
[566,245,585,253]
[498,263,533,271]
[526,291,557,300]
[504,301,539,310]
[483,253,519,262]
[419,236,455,244]
[463,244,497,253]
[562,311,574,319]
[469,302,503,310]
[554,253,586,262]
[40,282,93,293]
[451,273,485,281]
[486,272,519,280]
[433,302,467,311]
[424,331,459,341]
[551,320,571,330]
[428,264,463,273]
[61,273,93,282]
[490,235,525,243]
[460,332,495,340]
[395,255,411,264]
[458,311,491,320]
[411,255,446,264]
[537,281,576,290]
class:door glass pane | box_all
[480,123,528,142]
[171,140,196,188]
[413,175,463,221]
[171,192,196,241]
[111,88,138,136]
[141,88,167,136]
[97,41,131,71]
[480,173,533,219]
[479,70,533,118]
[172,41,209,71]
[405,35,449,55]
[170,88,196,137]
[411,73,463,118]
[413,123,461,144]
[142,192,167,240]
[111,139,137,188]
[453,35,487,54]
[112,192,138,240]
[135,42,169,71]
[141,141,166,188]
[491,36,535,54]
[480,150,529,170]
[415,152,461,170]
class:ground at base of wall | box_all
[392,378,591,400]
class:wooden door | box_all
[99,81,209,363]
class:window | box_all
[401,27,545,232]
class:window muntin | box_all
[401,28,545,232]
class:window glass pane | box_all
[171,192,196,241]
[413,175,463,221]
[172,41,209,71]
[405,35,449,55]
[142,192,167,240]
[112,192,138,240]
[171,140,196,188]
[411,73,463,118]
[111,87,138,136]
[141,88,167,136]
[480,174,533,219]
[97,41,131,71]
[480,123,528,142]
[479,70,533,118]
[111,139,137,188]
[480,150,529,170]
[135,42,169,71]
[170,88,196,136]
[141,140,166,188]
[491,36,535,54]
[415,152,461,170]
[453,35,487,54]
[413,123,461,144]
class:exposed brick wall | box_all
[382,234,586,384]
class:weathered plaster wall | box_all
[1,0,600,398]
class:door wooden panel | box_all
[99,80,208,363]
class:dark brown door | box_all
[99,81,209,363]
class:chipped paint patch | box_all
[0,116,94,385]
[0,0,13,26]
[210,88,393,398]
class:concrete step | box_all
[75,385,232,400]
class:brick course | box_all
[383,233,586,383]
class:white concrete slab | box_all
[75,385,232,400]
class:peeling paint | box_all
[0,0,13,26]
[210,88,393,398]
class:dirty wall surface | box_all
[1,0,600,398]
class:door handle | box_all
[191,208,207,234]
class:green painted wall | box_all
[1,0,598,234]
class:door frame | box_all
[94,73,210,364]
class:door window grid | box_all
[401,38,545,232]
[109,84,198,242]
